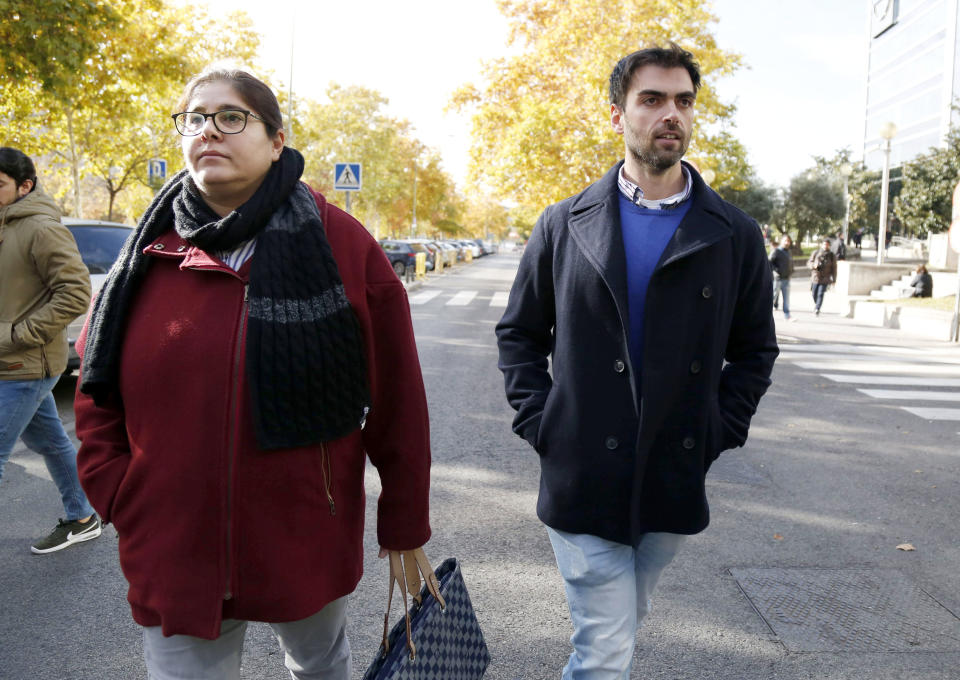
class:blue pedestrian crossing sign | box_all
[334,163,362,191]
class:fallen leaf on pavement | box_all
[896,543,916,551]
[773,534,784,540]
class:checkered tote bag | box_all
[362,549,490,679]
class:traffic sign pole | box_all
[950,181,960,342]
[334,162,361,216]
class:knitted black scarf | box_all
[80,148,370,449]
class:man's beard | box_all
[626,123,688,172]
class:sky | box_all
[200,0,870,189]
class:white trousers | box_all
[142,596,350,680]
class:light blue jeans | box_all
[773,277,790,318]
[547,527,686,680]
[143,597,351,680]
[0,376,94,520]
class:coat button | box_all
[614,359,626,373]
[690,360,702,374]
[605,436,619,450]
[153,243,165,250]
[701,285,712,299]
[177,245,187,252]
[682,436,696,450]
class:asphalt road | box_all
[2,252,959,679]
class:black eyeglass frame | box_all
[171,109,266,136]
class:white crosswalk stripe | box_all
[409,290,444,305]
[408,288,511,309]
[779,343,960,422]
[446,291,478,306]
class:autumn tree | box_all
[0,0,121,92]
[0,0,260,220]
[452,0,750,214]
[295,84,460,237]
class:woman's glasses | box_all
[172,109,265,136]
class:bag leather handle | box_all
[380,548,446,660]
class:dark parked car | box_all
[380,239,433,276]
[63,218,135,372]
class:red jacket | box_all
[75,186,431,639]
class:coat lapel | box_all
[657,165,734,269]
[568,162,631,330]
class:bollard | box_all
[415,252,426,280]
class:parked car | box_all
[380,239,433,276]
[434,241,458,268]
[462,240,482,258]
[63,217,135,372]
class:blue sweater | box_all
[619,195,691,394]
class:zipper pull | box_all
[243,284,249,303]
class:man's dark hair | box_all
[0,147,38,191]
[609,42,702,109]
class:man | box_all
[0,147,100,554]
[769,234,794,320]
[807,238,837,317]
[832,231,846,260]
[496,44,778,678]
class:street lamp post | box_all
[839,162,853,246]
[409,167,418,238]
[877,122,897,265]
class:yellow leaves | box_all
[896,543,916,552]
[454,0,748,214]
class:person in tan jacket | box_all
[0,147,100,554]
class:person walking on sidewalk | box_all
[0,147,101,555]
[769,234,794,319]
[496,44,778,679]
[74,68,431,680]
[808,237,837,316]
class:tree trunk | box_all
[66,111,83,218]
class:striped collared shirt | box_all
[617,164,693,210]
[216,237,257,272]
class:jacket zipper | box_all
[223,282,249,601]
[321,443,336,515]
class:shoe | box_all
[815,309,820,316]
[31,514,102,554]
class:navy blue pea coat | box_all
[496,161,778,546]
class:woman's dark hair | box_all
[177,68,284,138]
[609,42,702,109]
[0,147,38,191]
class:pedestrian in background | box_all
[0,147,100,554]
[74,68,432,680]
[496,44,778,679]
[808,238,837,316]
[909,264,933,297]
[769,234,793,320]
[833,231,846,260]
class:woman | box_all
[74,69,431,679]
[909,264,933,298]
[807,238,836,317]
[0,147,99,554]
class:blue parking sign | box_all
[148,158,167,184]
